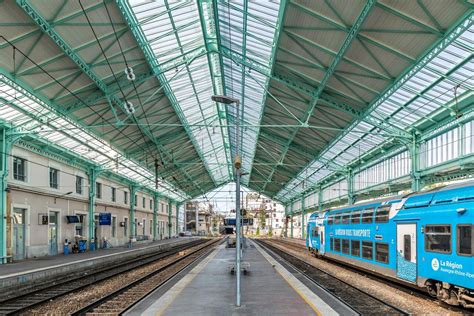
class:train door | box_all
[319,225,325,254]
[396,223,417,283]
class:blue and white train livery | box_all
[306,182,473,308]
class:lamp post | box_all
[211,95,241,307]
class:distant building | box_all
[243,194,284,237]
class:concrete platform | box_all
[0,237,198,297]
[129,239,350,316]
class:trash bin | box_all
[78,240,87,253]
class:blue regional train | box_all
[306,182,473,308]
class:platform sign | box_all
[99,213,111,225]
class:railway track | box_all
[268,238,470,313]
[72,238,222,315]
[0,239,208,315]
[255,239,409,316]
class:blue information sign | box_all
[99,213,111,225]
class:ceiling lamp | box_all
[124,101,135,115]
[124,66,136,81]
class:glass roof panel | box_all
[0,75,187,201]
[275,21,472,203]
[129,0,232,185]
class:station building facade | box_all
[6,144,179,260]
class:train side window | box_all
[334,238,341,252]
[362,241,373,260]
[334,215,341,224]
[404,235,411,261]
[351,240,360,256]
[328,216,333,225]
[342,213,350,224]
[361,208,374,224]
[330,238,334,251]
[351,211,361,224]
[457,225,473,256]
[342,239,350,254]
[375,205,390,223]
[425,225,451,254]
[375,243,389,264]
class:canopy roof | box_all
[0,0,472,202]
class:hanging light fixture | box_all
[123,101,135,115]
[124,66,136,81]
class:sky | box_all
[192,182,280,215]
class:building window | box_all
[96,182,102,199]
[166,204,169,213]
[375,205,390,223]
[13,157,26,181]
[134,195,137,207]
[150,199,153,210]
[111,187,116,202]
[362,241,373,260]
[142,219,146,235]
[49,167,59,189]
[150,219,153,235]
[351,240,360,256]
[361,208,374,224]
[75,176,83,195]
[142,197,146,208]
[375,243,389,263]
[75,214,85,236]
[425,225,451,253]
[124,191,128,204]
[124,218,128,236]
[457,225,473,256]
[112,217,117,238]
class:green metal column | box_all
[347,169,354,205]
[176,202,181,236]
[130,186,137,238]
[318,188,323,212]
[168,200,172,238]
[153,193,158,241]
[88,167,98,251]
[0,128,10,264]
[290,202,294,238]
[301,196,305,240]
[409,134,421,192]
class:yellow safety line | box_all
[253,241,321,316]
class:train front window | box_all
[312,227,319,238]
[342,239,350,254]
[351,211,361,224]
[362,241,373,260]
[351,240,360,256]
[328,216,333,225]
[361,208,374,224]
[342,213,350,224]
[375,243,389,263]
[425,225,451,254]
[457,225,473,256]
[375,205,390,223]
[334,238,341,252]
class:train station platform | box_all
[129,239,352,316]
[0,237,198,297]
